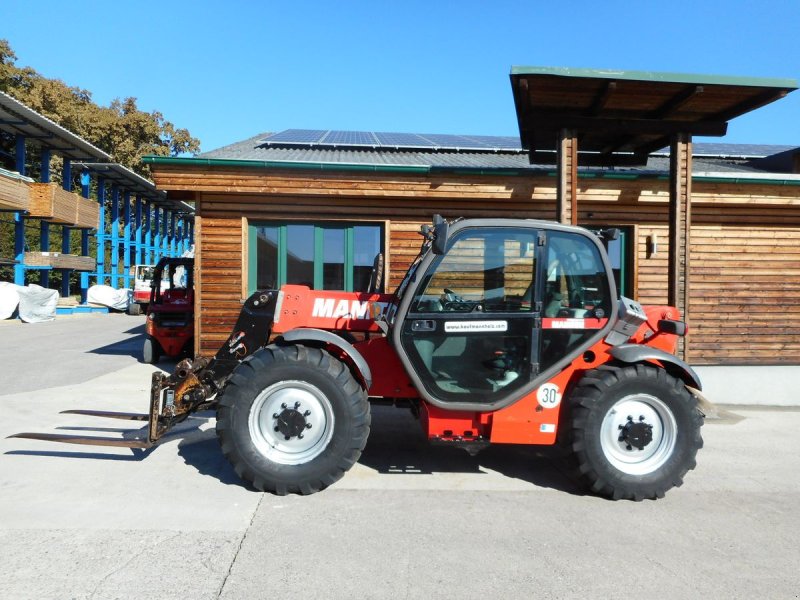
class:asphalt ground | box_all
[0,314,798,599]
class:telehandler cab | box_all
[12,216,704,500]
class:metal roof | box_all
[510,66,798,165]
[74,161,189,212]
[0,91,191,213]
[193,132,797,178]
[199,134,529,169]
[652,142,797,159]
[0,91,111,161]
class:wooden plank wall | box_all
[196,216,245,355]
[690,225,800,365]
[162,165,800,365]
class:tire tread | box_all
[566,363,703,501]
[216,344,370,495]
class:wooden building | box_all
[143,68,800,376]
[144,136,800,367]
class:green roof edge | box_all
[142,155,432,174]
[142,156,800,187]
[509,66,798,90]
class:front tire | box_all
[143,336,160,364]
[216,344,370,495]
[567,364,703,501]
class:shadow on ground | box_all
[357,405,581,494]
[175,405,582,495]
[7,406,582,495]
[88,325,145,357]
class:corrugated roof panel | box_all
[199,131,798,177]
[0,91,111,161]
[653,142,796,158]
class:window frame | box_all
[247,221,384,294]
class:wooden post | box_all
[556,129,578,224]
[668,133,692,360]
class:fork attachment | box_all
[9,290,278,449]
[9,362,214,448]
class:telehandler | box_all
[12,216,704,500]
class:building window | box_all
[248,222,383,293]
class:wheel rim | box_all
[248,380,335,465]
[599,394,677,475]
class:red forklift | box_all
[143,257,194,364]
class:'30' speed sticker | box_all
[536,383,562,409]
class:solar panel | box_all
[420,133,477,148]
[261,129,523,152]
[322,130,379,146]
[464,135,522,150]
[374,132,436,148]
[264,129,329,144]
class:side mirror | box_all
[432,215,449,255]
[599,228,620,242]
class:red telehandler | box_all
[12,216,704,500]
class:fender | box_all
[608,344,702,390]
[280,328,372,390]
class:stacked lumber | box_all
[52,253,96,271]
[75,196,100,229]
[28,183,78,224]
[0,169,31,211]
[23,252,56,266]
[24,252,96,271]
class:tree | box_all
[0,39,200,284]
[0,39,200,177]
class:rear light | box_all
[657,319,686,336]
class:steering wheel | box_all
[441,288,478,312]
[441,287,463,303]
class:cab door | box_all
[395,226,542,407]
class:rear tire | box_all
[143,336,160,364]
[566,364,703,501]
[216,344,370,495]
[127,302,141,316]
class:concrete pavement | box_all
[0,314,799,599]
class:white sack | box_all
[0,281,21,320]
[87,284,130,311]
[17,284,59,323]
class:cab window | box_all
[411,229,536,314]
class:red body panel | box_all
[273,286,393,334]
[147,320,192,356]
[147,290,194,358]
[356,337,418,398]
[270,285,683,447]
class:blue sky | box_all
[3,0,799,153]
